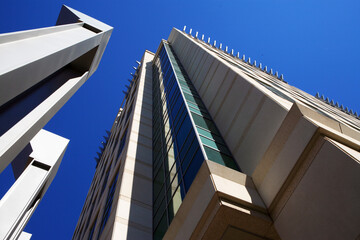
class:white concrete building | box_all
[0,5,112,240]
[74,27,360,240]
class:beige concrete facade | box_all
[166,28,360,240]
[75,27,360,240]
[73,51,154,240]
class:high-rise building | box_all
[0,5,112,239]
[73,27,360,240]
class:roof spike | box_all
[355,111,358,116]
[247,57,251,64]
[275,71,279,78]
[189,28,192,35]
[340,104,344,110]
[219,43,222,49]
[242,55,246,61]
[345,107,349,113]
[207,37,210,44]
[225,46,228,52]
[183,26,186,32]
[195,31,198,38]
[231,49,234,56]
[350,109,354,115]
[259,63,262,69]
[325,97,330,103]
[236,52,240,58]
[270,69,273,75]
[321,95,325,100]
[315,92,320,98]
[335,102,339,107]
[280,74,284,81]
[201,34,204,41]
[264,66,268,72]
[253,60,257,67]
[132,66,137,70]
[213,40,216,47]
[136,60,141,65]
[330,100,335,106]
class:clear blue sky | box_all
[0,0,359,239]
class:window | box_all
[97,171,119,239]
[116,129,128,162]
[87,217,97,240]
[100,169,110,196]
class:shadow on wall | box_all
[126,61,153,239]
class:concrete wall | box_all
[111,51,154,240]
[0,130,69,240]
[0,5,113,176]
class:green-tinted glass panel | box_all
[199,135,231,156]
[154,212,168,240]
[191,112,217,133]
[197,127,219,142]
[183,92,197,103]
[154,196,166,226]
[203,146,239,170]
[153,166,164,198]
[188,105,202,116]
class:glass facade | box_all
[152,42,239,239]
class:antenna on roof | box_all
[280,74,284,81]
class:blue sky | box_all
[0,0,359,239]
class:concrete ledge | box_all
[164,160,279,240]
